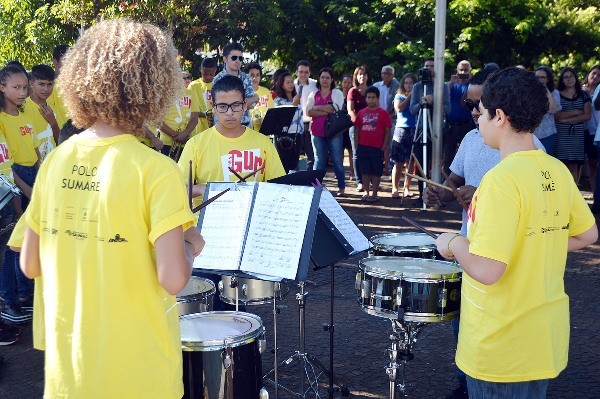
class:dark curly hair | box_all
[481,67,548,134]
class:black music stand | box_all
[259,106,298,136]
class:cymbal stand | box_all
[386,316,425,398]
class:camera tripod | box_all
[401,84,433,209]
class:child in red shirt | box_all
[354,86,392,201]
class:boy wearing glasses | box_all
[178,75,285,201]
[212,42,258,127]
[178,75,284,312]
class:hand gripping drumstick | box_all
[401,216,439,239]
[440,168,469,212]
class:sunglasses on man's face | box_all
[229,55,244,62]
[463,98,481,112]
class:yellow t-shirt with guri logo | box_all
[23,99,58,161]
[0,111,40,166]
[26,134,194,398]
[177,126,285,201]
[188,78,214,136]
[459,150,595,382]
[158,88,200,146]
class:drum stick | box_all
[401,216,438,239]
[228,166,245,182]
[405,173,453,192]
[411,153,426,177]
[240,166,266,182]
[191,188,231,213]
[188,160,193,210]
[440,168,469,212]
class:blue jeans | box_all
[312,134,346,190]
[12,163,38,210]
[466,376,548,399]
[593,142,600,209]
[0,204,32,306]
[348,127,362,184]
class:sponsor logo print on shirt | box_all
[0,142,10,163]
[221,149,265,180]
[65,230,87,240]
[108,234,128,243]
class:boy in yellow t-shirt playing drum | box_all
[436,68,597,398]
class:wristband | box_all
[447,233,461,255]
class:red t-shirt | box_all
[348,87,367,117]
[355,107,392,148]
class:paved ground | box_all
[1,169,598,398]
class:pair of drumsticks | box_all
[404,153,469,211]
[186,161,265,213]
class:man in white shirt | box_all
[294,60,318,170]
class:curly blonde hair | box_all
[58,19,182,135]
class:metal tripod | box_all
[264,282,328,398]
[401,84,433,209]
[386,319,425,398]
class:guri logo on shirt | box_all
[20,124,33,137]
[221,149,264,181]
[0,142,10,163]
[178,96,191,108]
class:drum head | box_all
[360,256,461,279]
[370,232,435,249]
[177,277,216,300]
[180,311,264,351]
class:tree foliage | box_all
[1,0,598,80]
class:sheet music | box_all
[319,189,371,254]
[240,183,314,279]
[194,183,255,270]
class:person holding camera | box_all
[409,57,451,201]
[273,71,304,172]
[443,60,474,175]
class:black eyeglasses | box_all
[228,55,244,62]
[182,75,192,80]
[463,98,481,112]
[214,101,245,113]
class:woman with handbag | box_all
[306,68,346,196]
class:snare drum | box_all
[370,232,440,258]
[219,276,289,306]
[180,311,266,399]
[356,257,461,323]
[176,277,216,316]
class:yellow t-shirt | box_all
[459,150,596,382]
[158,88,200,146]
[47,82,69,129]
[251,85,274,131]
[23,99,58,161]
[25,134,194,398]
[178,126,285,204]
[188,78,213,136]
[0,111,40,166]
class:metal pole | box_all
[432,0,448,184]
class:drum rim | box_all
[359,256,462,279]
[370,232,436,251]
[219,276,290,305]
[177,277,217,301]
[180,311,264,351]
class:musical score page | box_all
[194,183,254,270]
[240,183,315,279]
[319,189,371,254]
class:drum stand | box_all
[386,315,425,399]
[265,281,332,398]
